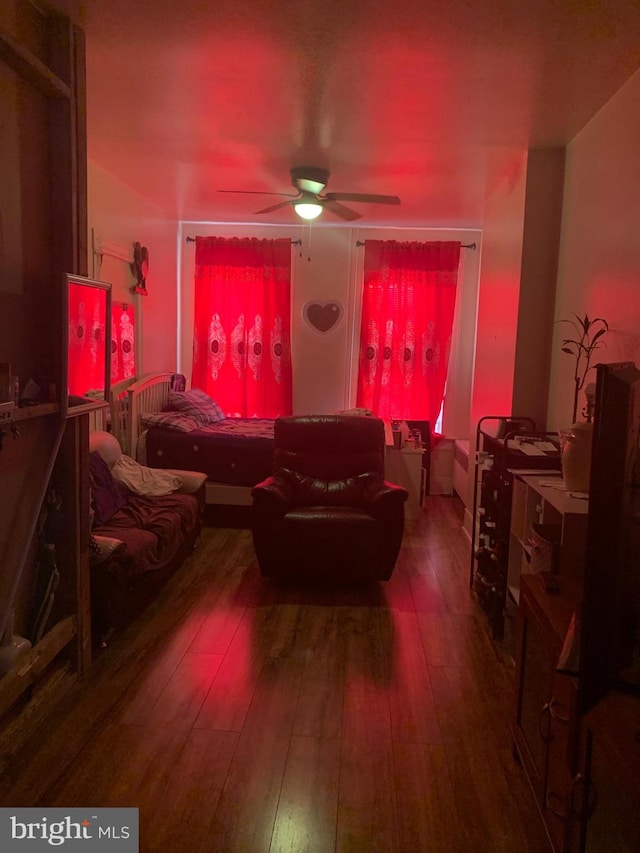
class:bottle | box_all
[0,612,32,674]
[399,421,410,448]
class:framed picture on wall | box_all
[63,273,112,416]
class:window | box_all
[191,237,292,417]
[356,240,461,428]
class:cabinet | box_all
[470,416,561,638]
[508,474,589,606]
[512,575,582,853]
[385,445,425,520]
[384,422,426,520]
[510,482,588,853]
[511,363,640,853]
[575,695,640,852]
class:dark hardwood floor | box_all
[0,496,551,852]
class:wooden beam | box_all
[0,615,76,716]
[0,27,71,99]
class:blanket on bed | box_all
[93,492,201,575]
[142,417,275,487]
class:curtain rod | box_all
[186,236,475,250]
[355,240,476,249]
[185,236,302,246]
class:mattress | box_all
[141,418,275,487]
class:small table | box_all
[383,422,425,520]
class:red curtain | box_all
[111,302,136,384]
[356,240,461,425]
[192,237,292,417]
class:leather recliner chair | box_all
[251,415,408,582]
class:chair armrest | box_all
[252,476,294,510]
[91,534,126,564]
[362,481,409,522]
[163,469,207,494]
[365,480,409,506]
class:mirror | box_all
[65,273,112,411]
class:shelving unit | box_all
[510,363,640,853]
[512,573,583,853]
[508,473,589,606]
[0,2,89,768]
[469,416,562,639]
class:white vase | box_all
[559,422,593,493]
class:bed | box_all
[109,375,137,454]
[126,373,275,507]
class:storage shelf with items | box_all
[508,473,589,606]
[384,420,429,520]
[470,416,562,640]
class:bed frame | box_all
[126,372,174,457]
[109,375,137,454]
[125,372,255,507]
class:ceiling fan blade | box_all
[324,192,401,205]
[322,199,362,221]
[254,199,297,215]
[218,189,299,198]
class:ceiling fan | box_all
[218,167,401,221]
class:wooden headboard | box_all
[109,376,137,454]
[126,372,175,458]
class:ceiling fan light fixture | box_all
[294,200,323,220]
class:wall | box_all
[470,150,528,436]
[87,162,178,376]
[462,149,528,524]
[178,222,481,431]
[548,68,640,431]
[512,148,565,430]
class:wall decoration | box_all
[131,241,149,295]
[303,300,343,334]
[66,273,112,404]
[111,302,136,384]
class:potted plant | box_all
[557,313,608,492]
[559,313,608,423]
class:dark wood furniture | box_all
[470,415,561,638]
[511,363,640,852]
[0,1,94,769]
[513,574,582,852]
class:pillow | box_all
[167,388,225,426]
[141,411,200,432]
[334,407,374,417]
[89,451,129,525]
[111,454,181,496]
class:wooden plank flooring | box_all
[0,496,551,852]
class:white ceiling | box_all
[54,0,640,228]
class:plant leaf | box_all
[561,347,574,354]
